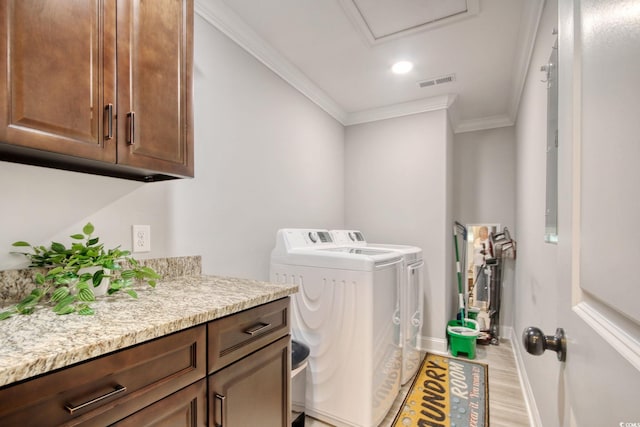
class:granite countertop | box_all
[0,275,298,388]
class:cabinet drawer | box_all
[208,298,290,374]
[0,325,206,426]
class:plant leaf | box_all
[35,273,45,285]
[77,305,95,315]
[78,272,93,283]
[120,270,136,280]
[140,266,161,279]
[70,234,84,240]
[0,310,16,320]
[12,241,31,247]
[51,242,66,253]
[16,295,35,307]
[53,295,76,313]
[16,292,41,312]
[76,282,90,291]
[92,270,105,286]
[87,237,99,246]
[47,266,64,276]
[51,287,70,302]
[55,305,76,315]
[126,289,138,299]
[102,260,117,270]
[83,223,95,236]
[78,288,95,302]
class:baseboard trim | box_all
[418,335,448,355]
[509,327,543,427]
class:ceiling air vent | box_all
[418,73,456,88]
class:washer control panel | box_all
[281,229,334,249]
[308,231,332,243]
[329,230,367,246]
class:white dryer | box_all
[330,230,424,385]
[270,229,402,427]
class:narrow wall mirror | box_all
[544,38,559,243]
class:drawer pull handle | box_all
[65,384,127,414]
[215,393,226,427]
[244,322,271,336]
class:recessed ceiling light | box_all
[391,61,414,74]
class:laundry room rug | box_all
[391,353,489,427]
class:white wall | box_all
[169,15,345,280]
[453,126,517,329]
[0,15,345,282]
[453,127,516,228]
[0,162,172,269]
[344,110,453,349]
[513,1,558,426]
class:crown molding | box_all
[446,100,514,133]
[344,94,456,126]
[507,0,546,124]
[195,0,541,133]
[454,114,514,133]
[195,0,348,124]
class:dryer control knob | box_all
[308,232,318,243]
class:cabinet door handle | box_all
[64,384,127,414]
[244,322,271,336]
[104,104,113,140]
[214,393,226,427]
[127,111,135,145]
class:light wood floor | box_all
[306,339,530,427]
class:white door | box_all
[554,0,640,425]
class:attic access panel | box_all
[340,0,479,44]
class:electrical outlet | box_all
[132,225,151,253]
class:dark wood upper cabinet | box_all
[0,0,194,181]
[0,0,117,161]
[116,0,193,177]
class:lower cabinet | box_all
[0,325,207,426]
[0,298,291,426]
[209,335,291,427]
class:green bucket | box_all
[447,318,479,359]
[467,308,480,320]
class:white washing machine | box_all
[270,229,402,427]
[330,230,424,385]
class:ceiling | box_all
[195,0,545,133]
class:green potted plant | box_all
[0,223,160,320]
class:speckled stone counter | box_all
[0,274,297,387]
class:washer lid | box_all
[365,243,423,262]
[271,247,401,271]
[317,247,397,256]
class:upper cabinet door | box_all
[0,0,117,162]
[116,0,194,177]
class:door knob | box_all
[522,326,566,361]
